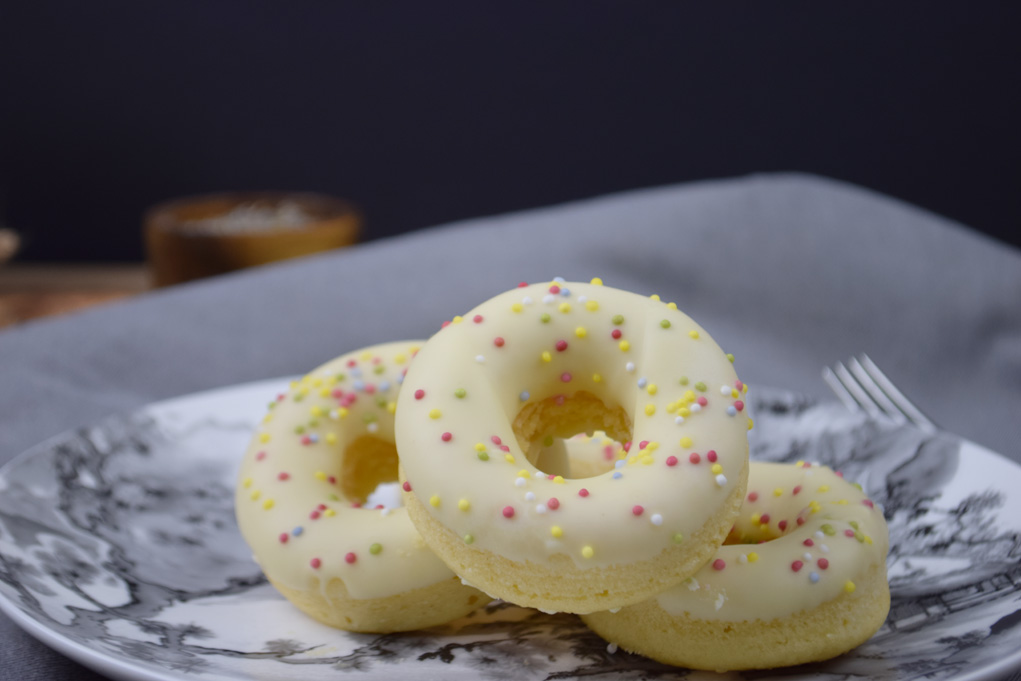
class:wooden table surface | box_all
[0,265,149,329]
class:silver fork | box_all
[822,354,937,432]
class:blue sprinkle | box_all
[349,367,363,378]
[726,406,737,416]
[553,276,566,283]
[560,287,571,297]
[809,572,820,583]
[292,527,304,536]
[612,471,623,479]
[396,374,405,384]
[353,380,366,391]
[519,390,530,401]
[614,460,626,469]
[309,434,319,443]
[379,381,391,392]
[637,377,648,389]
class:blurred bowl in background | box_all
[145,192,361,287]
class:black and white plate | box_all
[1,380,1019,681]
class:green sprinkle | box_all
[308,419,319,428]
[373,365,385,375]
[376,397,387,408]
[477,452,489,461]
[612,314,624,325]
[267,402,277,410]
[543,435,554,447]
[852,482,863,491]
[855,531,865,542]
[294,426,306,434]
[726,354,735,363]
[334,373,346,382]
[454,388,467,399]
[363,413,377,424]
[464,534,474,544]
[694,381,707,392]
[540,313,551,323]
[369,543,382,555]
[821,524,836,536]
[673,533,684,544]
[679,376,689,386]
[328,493,340,501]
[660,319,671,329]
[850,520,860,529]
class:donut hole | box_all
[512,391,632,479]
[340,435,401,506]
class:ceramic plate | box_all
[1,380,1020,681]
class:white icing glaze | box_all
[655,461,889,621]
[395,280,751,569]
[234,341,458,599]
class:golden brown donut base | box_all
[267,573,487,633]
[581,562,890,672]
[402,459,748,615]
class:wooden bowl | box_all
[145,192,361,287]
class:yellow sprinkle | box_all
[796,460,805,466]
[242,477,253,489]
[747,552,759,563]
[262,499,275,510]
[575,326,587,338]
[836,499,849,505]
[581,545,594,559]
[517,469,531,478]
[644,404,656,416]
[647,441,659,451]
[359,351,372,360]
[817,485,830,493]
[259,433,271,443]
[289,380,299,390]
[684,390,696,402]
[261,414,272,424]
[326,432,337,445]
[711,463,723,475]
[666,402,677,414]
[619,340,630,351]
[505,454,515,463]
[747,418,755,431]
[318,388,331,398]
[452,315,463,324]
[475,442,487,452]
[731,389,740,398]
[742,383,748,393]
[640,454,654,465]
[314,471,327,481]
[844,581,856,593]
[688,330,700,339]
[590,277,603,286]
[678,407,691,417]
[551,525,563,538]
[429,408,442,419]
[667,302,677,310]
[458,499,470,511]
[511,302,524,313]
[773,487,783,497]
[553,475,565,484]
[680,436,693,448]
[324,508,336,517]
[250,490,261,501]
[585,300,599,311]
[541,351,552,363]
[865,535,874,545]
[751,512,762,524]
[312,377,323,387]
[429,495,441,508]
[395,353,407,364]
[559,302,571,313]
[592,373,603,383]
[650,294,661,301]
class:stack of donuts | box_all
[235,279,890,672]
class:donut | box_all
[581,461,890,671]
[395,279,751,614]
[235,341,486,633]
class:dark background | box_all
[2,1,1019,263]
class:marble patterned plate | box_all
[1,380,1020,681]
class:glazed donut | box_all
[235,341,486,633]
[581,461,890,671]
[396,279,751,614]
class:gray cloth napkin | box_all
[1,173,1019,680]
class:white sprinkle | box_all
[720,385,732,395]
[737,553,748,564]
[690,403,702,413]
[536,504,548,514]
[715,474,727,487]
[578,295,587,304]
[475,355,485,363]
[367,423,379,433]
[519,391,530,401]
[515,477,527,488]
[607,643,619,654]
[820,543,830,553]
[608,607,621,614]
[726,406,737,416]
[650,513,663,526]
[625,362,636,373]
[553,276,566,283]
[614,460,626,469]
[542,294,555,305]
[674,416,685,425]
[815,530,825,540]
[522,296,534,305]
[329,409,340,420]
[637,377,648,389]
[809,572,820,583]
[525,491,536,502]
[803,552,813,561]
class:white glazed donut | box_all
[396,279,751,614]
[235,341,486,633]
[582,461,890,671]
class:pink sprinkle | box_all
[347,359,357,367]
[318,504,327,510]
[793,485,802,495]
[778,520,788,531]
[666,456,678,467]
[278,472,290,481]
[502,506,515,518]
[278,533,289,544]
[759,513,771,525]
[518,281,528,288]
[802,462,812,468]
[735,380,744,390]
[712,559,726,571]
[747,491,758,502]
[255,451,266,461]
[350,502,361,508]
[547,474,556,480]
[579,488,590,497]
[863,499,874,509]
[300,436,312,446]
[835,471,844,478]
[499,445,510,452]
[414,389,425,400]
[791,560,803,572]
[310,558,321,569]
[310,510,321,520]
[818,558,829,570]
[328,475,337,485]
[441,320,451,328]
[623,441,632,452]
[603,446,615,460]
[491,435,502,445]
[402,481,412,492]
[375,504,384,510]
[441,432,452,442]
[639,440,649,450]
[494,337,505,347]
[277,393,287,402]
[803,538,814,547]
[707,450,718,462]
[689,452,701,464]
[473,315,484,323]
[549,285,561,294]
[697,396,708,407]
[845,529,856,537]
[345,552,357,564]
[611,329,622,339]
[548,498,560,510]
[332,389,344,399]
[734,400,744,412]
[561,372,572,383]
[556,340,568,352]
[364,384,377,395]
[796,517,806,526]
[632,505,644,516]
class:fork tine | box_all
[823,361,885,420]
[857,354,937,431]
[821,366,863,414]
[847,357,910,425]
